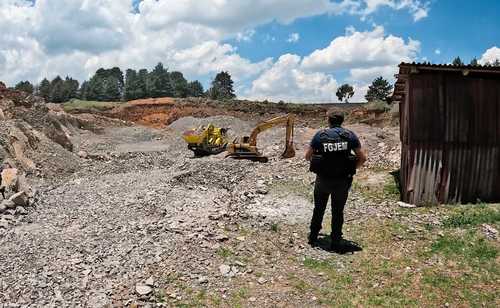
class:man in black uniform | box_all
[305,110,367,252]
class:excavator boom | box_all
[227,114,295,162]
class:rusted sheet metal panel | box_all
[399,63,500,204]
[402,144,500,204]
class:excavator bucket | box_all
[282,142,295,158]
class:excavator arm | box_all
[248,114,294,146]
[227,114,296,162]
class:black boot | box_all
[330,238,341,252]
[308,233,318,246]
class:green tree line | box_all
[16,63,237,103]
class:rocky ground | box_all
[0,102,498,307]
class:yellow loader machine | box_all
[227,114,296,163]
[182,124,229,156]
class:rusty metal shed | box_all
[393,63,500,205]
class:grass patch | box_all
[63,99,120,112]
[216,247,234,259]
[352,174,400,201]
[431,233,497,263]
[299,218,498,307]
[383,178,400,199]
[442,206,500,228]
[270,222,279,232]
[422,272,453,290]
[303,257,335,271]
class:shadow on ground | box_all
[315,234,363,254]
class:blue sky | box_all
[1,0,499,102]
[230,0,499,66]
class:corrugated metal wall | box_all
[400,68,500,204]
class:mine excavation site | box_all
[0,81,498,307]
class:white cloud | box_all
[246,54,338,103]
[360,0,429,21]
[0,0,425,103]
[479,47,500,65]
[170,42,272,81]
[236,30,256,42]
[435,49,441,55]
[287,33,301,43]
[349,65,398,84]
[136,0,339,36]
[302,26,420,74]
[246,26,419,102]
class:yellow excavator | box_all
[227,114,295,163]
[182,124,229,156]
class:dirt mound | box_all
[127,97,175,106]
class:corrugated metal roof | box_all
[399,62,500,71]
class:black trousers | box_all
[310,176,353,241]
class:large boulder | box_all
[44,118,74,152]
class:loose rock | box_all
[135,284,153,296]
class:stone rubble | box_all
[1,102,460,307]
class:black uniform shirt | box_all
[310,127,361,152]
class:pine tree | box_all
[209,71,236,100]
[85,67,124,101]
[470,58,479,66]
[124,69,138,101]
[79,81,89,100]
[148,63,174,98]
[86,74,105,101]
[365,76,393,103]
[14,81,34,94]
[49,76,65,103]
[38,78,51,101]
[61,77,79,102]
[137,69,149,99]
[452,57,464,66]
[170,71,189,98]
[187,81,204,97]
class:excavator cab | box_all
[227,114,296,163]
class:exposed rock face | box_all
[6,124,38,171]
[0,81,81,178]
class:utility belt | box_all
[310,153,357,178]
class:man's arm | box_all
[305,146,314,161]
[354,147,367,169]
